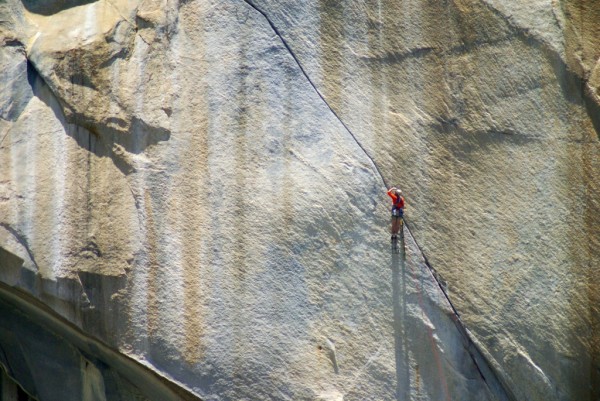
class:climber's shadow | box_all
[391,237,410,401]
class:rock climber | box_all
[387,187,405,240]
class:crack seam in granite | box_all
[0,125,11,148]
[241,0,387,183]
[402,224,489,377]
[105,0,136,27]
[240,2,516,396]
[240,0,471,338]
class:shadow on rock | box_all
[26,60,170,175]
[0,243,128,348]
[391,245,411,401]
[21,0,98,16]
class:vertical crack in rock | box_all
[241,2,517,398]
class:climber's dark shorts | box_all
[391,208,404,218]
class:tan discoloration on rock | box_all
[142,189,160,340]
[176,9,210,362]
[561,0,600,76]
[23,1,137,133]
[1,0,599,400]
[245,0,599,399]
[580,142,600,399]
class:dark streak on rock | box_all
[3,38,24,48]
[21,0,99,16]
[240,1,517,399]
[25,58,170,175]
[0,280,202,400]
[357,47,435,64]
[241,0,388,184]
[0,223,39,271]
[97,47,130,69]
[477,0,600,140]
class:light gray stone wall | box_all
[0,1,598,400]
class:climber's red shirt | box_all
[387,190,405,209]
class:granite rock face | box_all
[0,1,598,400]
[0,281,197,401]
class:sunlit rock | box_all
[0,1,598,400]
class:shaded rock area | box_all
[0,273,199,401]
[392,226,512,401]
[0,0,599,400]
[1,368,36,401]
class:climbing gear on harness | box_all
[387,187,405,254]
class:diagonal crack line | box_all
[403,222,459,319]
[0,223,40,271]
[241,0,388,186]
[241,0,464,336]
[243,0,468,348]
[0,343,14,377]
[403,224,516,401]
[0,125,11,148]
[242,2,511,396]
